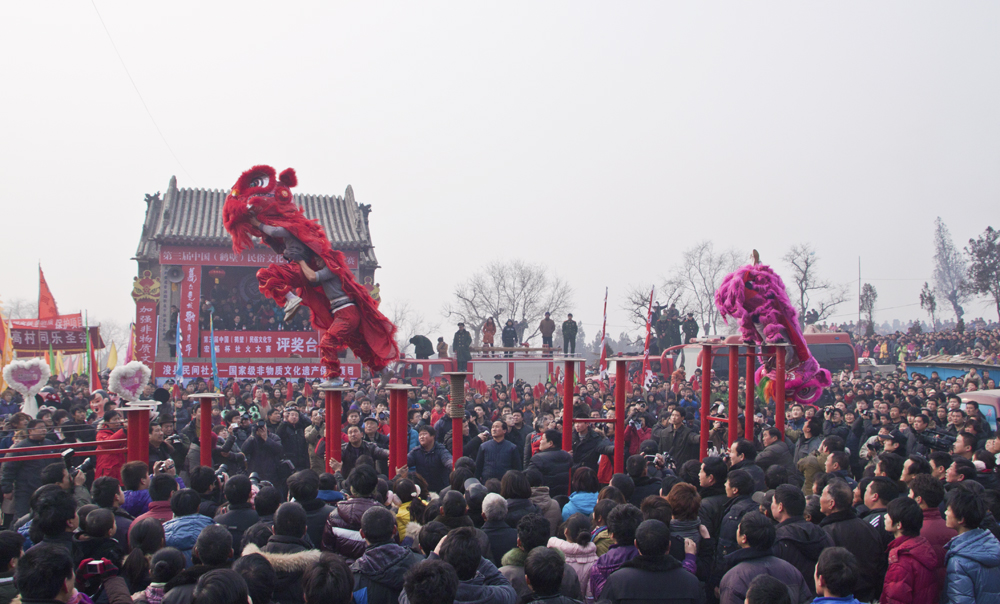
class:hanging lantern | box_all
[209,267,226,284]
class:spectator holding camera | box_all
[241,420,283,486]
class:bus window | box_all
[977,403,997,432]
[807,344,856,373]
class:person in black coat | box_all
[656,409,700,469]
[698,456,730,538]
[275,407,309,471]
[409,335,435,360]
[770,484,834,595]
[571,423,613,474]
[0,420,54,518]
[626,455,662,508]
[214,475,260,549]
[480,493,519,566]
[352,507,425,604]
[728,439,766,493]
[408,426,454,493]
[341,426,389,478]
[287,469,335,548]
[817,477,886,602]
[713,469,758,586]
[597,519,703,604]
[242,423,284,485]
[525,429,573,497]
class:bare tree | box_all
[443,259,573,345]
[965,226,1000,322]
[1,298,37,320]
[672,241,742,335]
[933,217,971,321]
[387,300,441,356]
[621,278,686,332]
[859,283,878,336]
[782,243,850,327]
[919,282,937,329]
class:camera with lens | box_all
[248,472,273,489]
[215,464,229,479]
[62,449,95,477]
[914,428,957,452]
[166,434,183,445]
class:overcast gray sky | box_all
[2,2,998,341]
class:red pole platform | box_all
[190,394,223,468]
[728,346,739,447]
[386,385,419,476]
[613,359,626,475]
[699,344,712,460]
[776,347,786,438]
[745,345,755,442]
[443,372,471,467]
[123,407,151,465]
[321,388,345,469]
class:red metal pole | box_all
[776,347,786,439]
[728,346,738,447]
[445,372,470,468]
[452,416,463,467]
[745,345,755,442]
[136,409,150,465]
[200,398,212,468]
[614,360,626,475]
[324,391,336,468]
[126,415,140,462]
[388,390,399,477]
[562,360,575,452]
[699,344,712,460]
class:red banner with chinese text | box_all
[135,301,157,365]
[10,326,104,353]
[179,266,200,359]
[200,331,320,358]
[155,361,361,381]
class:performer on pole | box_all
[223,165,399,387]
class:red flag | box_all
[38,266,59,320]
[287,382,294,401]
[599,287,608,377]
[88,330,101,392]
[303,382,313,399]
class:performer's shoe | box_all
[283,295,303,322]
[378,367,395,384]
[318,377,344,388]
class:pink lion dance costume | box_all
[222,165,399,383]
[715,260,831,404]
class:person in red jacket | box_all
[907,473,957,588]
[880,497,941,604]
[96,410,127,481]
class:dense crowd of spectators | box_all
[0,325,999,604]
[168,285,315,336]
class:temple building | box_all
[132,176,380,384]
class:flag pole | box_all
[640,287,655,391]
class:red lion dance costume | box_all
[222,165,398,383]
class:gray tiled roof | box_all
[136,176,379,268]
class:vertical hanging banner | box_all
[131,270,161,366]
[179,266,201,359]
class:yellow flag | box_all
[56,351,65,379]
[106,342,118,370]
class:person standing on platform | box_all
[453,323,472,371]
[562,314,578,355]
